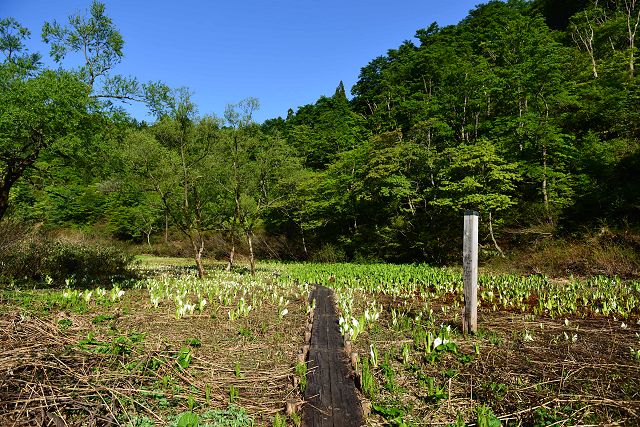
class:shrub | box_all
[311,243,346,263]
[0,220,31,254]
[487,228,640,278]
[0,238,136,287]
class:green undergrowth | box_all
[166,405,253,427]
[275,262,640,319]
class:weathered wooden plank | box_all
[303,286,363,427]
[305,351,322,427]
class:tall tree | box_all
[286,83,369,169]
[42,1,123,92]
[1,2,165,221]
[218,98,259,271]
[0,18,89,219]
[434,139,521,255]
[41,0,166,106]
[218,98,301,274]
[122,89,221,277]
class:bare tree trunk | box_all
[164,211,168,244]
[461,94,468,142]
[542,101,553,224]
[300,227,308,257]
[542,144,552,224]
[226,246,235,271]
[474,112,479,141]
[193,238,205,279]
[591,52,599,78]
[0,163,33,221]
[226,232,235,271]
[227,129,241,272]
[0,142,41,221]
[571,13,598,78]
[624,0,640,77]
[488,212,505,258]
[0,185,10,221]
[517,93,525,151]
[146,231,151,248]
[247,231,256,276]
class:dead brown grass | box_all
[349,293,640,426]
[0,288,307,426]
[489,229,640,279]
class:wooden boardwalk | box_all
[303,285,363,427]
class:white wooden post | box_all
[463,210,478,334]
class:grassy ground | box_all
[135,254,226,269]
[347,292,640,426]
[0,259,308,426]
[279,263,640,426]
[1,257,639,426]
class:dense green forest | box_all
[2,0,639,272]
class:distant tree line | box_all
[2,0,639,270]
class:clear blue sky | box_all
[2,0,481,123]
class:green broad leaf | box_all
[442,368,458,378]
[176,411,198,427]
[186,338,202,347]
[92,314,115,324]
[57,318,72,330]
[445,342,458,353]
[128,332,146,343]
[458,354,474,364]
[477,405,501,427]
[372,403,404,418]
[177,347,192,370]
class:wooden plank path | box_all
[303,285,363,427]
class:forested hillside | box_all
[2,0,639,269]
